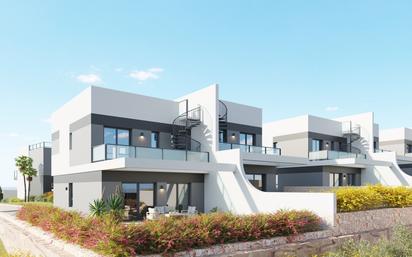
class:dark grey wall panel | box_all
[91,114,173,133]
[102,171,204,183]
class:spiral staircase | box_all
[171,100,202,152]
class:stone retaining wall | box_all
[170,207,412,257]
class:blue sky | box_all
[1,1,412,187]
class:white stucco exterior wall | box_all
[363,152,412,186]
[334,112,375,154]
[205,149,336,225]
[177,84,219,159]
[221,100,262,128]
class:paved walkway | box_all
[0,204,101,257]
[0,203,20,216]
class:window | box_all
[240,133,255,146]
[246,173,264,191]
[407,144,412,153]
[104,128,116,144]
[104,127,130,145]
[151,132,159,148]
[219,130,227,143]
[69,133,73,150]
[68,183,73,207]
[311,139,322,151]
[117,129,130,145]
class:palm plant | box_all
[15,156,37,202]
[89,199,107,217]
[107,193,124,220]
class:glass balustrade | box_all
[309,150,367,161]
[92,144,209,162]
[218,143,281,156]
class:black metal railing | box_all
[29,142,52,151]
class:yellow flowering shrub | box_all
[335,185,412,212]
[335,186,384,212]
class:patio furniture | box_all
[146,207,161,220]
[181,206,198,216]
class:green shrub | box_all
[335,185,412,212]
[17,204,322,256]
[3,197,23,203]
[89,199,107,217]
[324,226,412,257]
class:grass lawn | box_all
[0,238,8,256]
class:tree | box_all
[15,156,37,202]
[26,166,37,202]
[0,186,3,202]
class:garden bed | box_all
[16,204,322,256]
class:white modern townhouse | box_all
[16,142,53,199]
[380,127,412,176]
[263,113,412,191]
[50,85,336,224]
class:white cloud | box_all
[325,106,339,112]
[76,73,102,84]
[7,132,19,137]
[129,68,163,81]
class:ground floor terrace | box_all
[53,170,204,220]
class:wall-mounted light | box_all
[139,132,145,139]
[159,185,165,192]
[325,142,329,148]
[231,133,236,139]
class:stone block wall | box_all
[172,207,412,257]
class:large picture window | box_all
[104,127,130,145]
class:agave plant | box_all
[107,193,124,220]
[89,199,107,217]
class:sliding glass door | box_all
[166,183,190,211]
[122,182,155,220]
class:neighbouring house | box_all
[16,142,53,199]
[380,127,412,176]
[263,113,412,191]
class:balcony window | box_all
[219,130,227,143]
[240,133,255,146]
[311,139,322,151]
[104,127,130,146]
[117,129,130,145]
[151,132,159,148]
